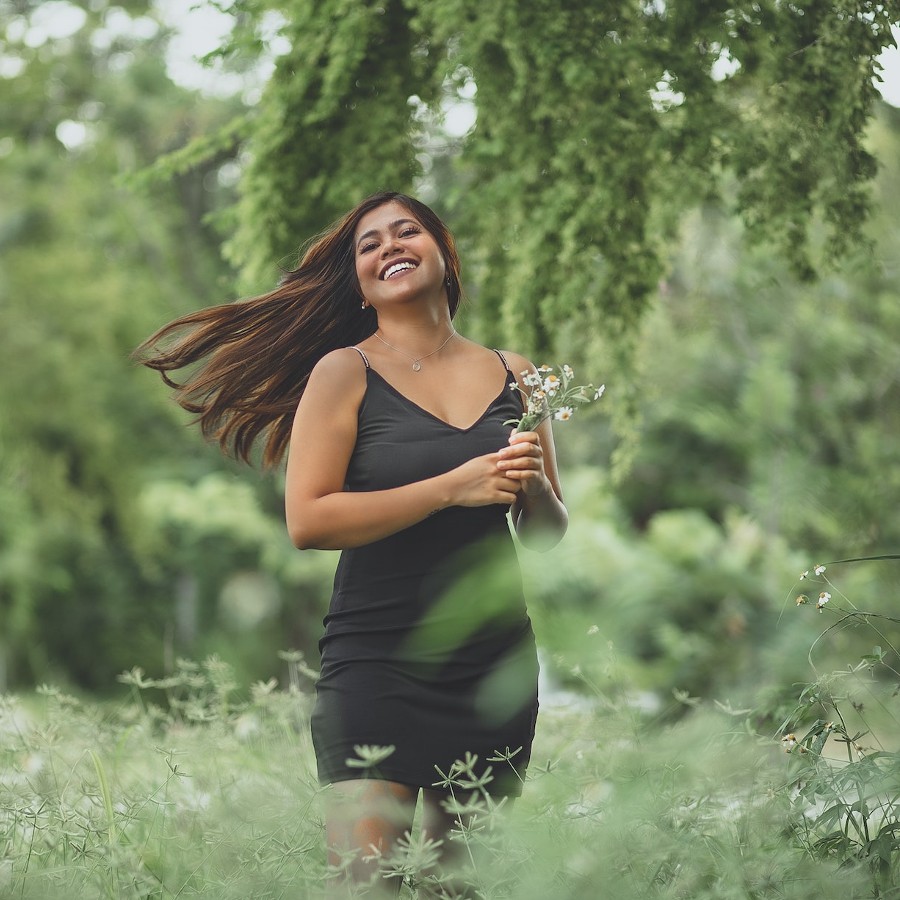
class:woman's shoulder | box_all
[456,338,533,372]
[312,346,369,376]
[305,347,369,399]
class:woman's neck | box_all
[373,315,456,354]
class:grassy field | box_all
[3,646,897,900]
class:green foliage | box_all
[203,0,898,356]
[2,0,900,706]
[524,470,812,703]
[148,0,900,472]
[620,112,900,556]
[0,1,296,689]
[0,654,876,898]
[773,561,900,891]
[221,0,443,291]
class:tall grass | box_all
[2,572,898,899]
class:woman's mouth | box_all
[381,261,418,280]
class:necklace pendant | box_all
[412,361,422,372]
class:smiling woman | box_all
[135,191,568,895]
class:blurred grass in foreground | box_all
[3,642,895,899]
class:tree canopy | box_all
[2,0,900,692]
[209,0,899,357]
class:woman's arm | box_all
[496,352,569,551]
[284,349,522,550]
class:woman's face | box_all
[353,201,447,309]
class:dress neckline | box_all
[366,368,511,433]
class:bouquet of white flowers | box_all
[506,364,605,432]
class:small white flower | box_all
[814,564,826,576]
[507,363,604,432]
[781,733,797,752]
[587,625,600,635]
[816,592,831,611]
[509,382,518,391]
[800,570,809,580]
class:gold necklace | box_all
[373,330,456,371]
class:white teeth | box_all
[384,262,416,279]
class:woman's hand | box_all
[446,452,523,508]
[496,430,550,497]
[502,425,568,550]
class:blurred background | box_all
[2,0,899,715]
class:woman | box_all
[137,191,567,893]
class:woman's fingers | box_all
[497,432,548,494]
[497,438,542,471]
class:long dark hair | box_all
[134,191,463,468]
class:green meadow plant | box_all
[0,621,893,899]
[0,658,328,899]
[774,557,900,893]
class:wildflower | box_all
[543,374,561,395]
[800,570,809,580]
[781,733,797,752]
[796,594,809,606]
[509,382,518,391]
[594,384,606,400]
[814,564,826,576]
[587,624,600,635]
[816,592,831,611]
[506,363,604,431]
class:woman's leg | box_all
[325,779,418,896]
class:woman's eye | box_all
[400,227,420,237]
[359,243,377,254]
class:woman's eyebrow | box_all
[355,218,418,247]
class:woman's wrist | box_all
[429,470,457,512]
[521,473,552,497]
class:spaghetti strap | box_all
[492,348,513,375]
[494,349,526,415]
[349,346,370,368]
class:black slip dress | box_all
[310,348,539,797]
